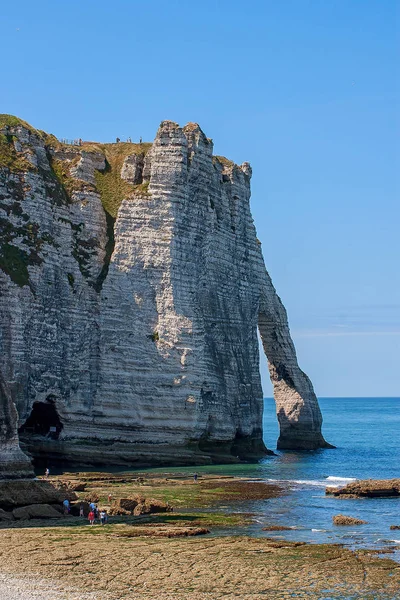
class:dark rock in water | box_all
[12,503,63,520]
[0,479,77,510]
[333,514,368,526]
[327,479,400,498]
[390,525,400,530]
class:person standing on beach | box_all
[88,510,95,525]
[45,468,50,478]
[100,510,106,525]
[63,499,70,515]
[79,503,84,517]
[193,473,198,482]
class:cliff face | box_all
[0,115,330,472]
[0,371,33,478]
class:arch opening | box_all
[19,396,63,440]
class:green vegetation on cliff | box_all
[0,115,154,288]
[0,114,33,130]
[214,155,236,169]
[93,142,151,218]
[0,132,33,173]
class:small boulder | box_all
[144,498,172,514]
[13,504,63,520]
[333,514,367,526]
[109,496,171,516]
[109,496,143,515]
[390,525,400,530]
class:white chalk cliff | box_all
[0,115,330,475]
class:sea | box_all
[147,397,400,560]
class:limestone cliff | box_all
[0,371,33,478]
[0,115,330,470]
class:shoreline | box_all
[0,472,399,597]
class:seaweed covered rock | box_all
[327,479,400,498]
[109,496,172,516]
[333,515,368,526]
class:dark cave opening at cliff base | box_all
[18,397,63,440]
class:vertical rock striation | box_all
[0,115,330,471]
[0,371,33,478]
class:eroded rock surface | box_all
[333,515,368,526]
[12,503,63,520]
[327,479,400,498]
[0,115,329,469]
[0,479,76,509]
[0,372,32,478]
[109,496,172,516]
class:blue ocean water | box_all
[254,397,400,557]
[147,398,400,558]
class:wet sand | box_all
[0,572,97,600]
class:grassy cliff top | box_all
[93,143,151,217]
[0,114,152,154]
[0,114,33,129]
[0,115,244,214]
[0,115,152,217]
[214,155,236,169]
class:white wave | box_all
[311,529,326,532]
[292,479,327,487]
[265,478,327,487]
[326,476,357,483]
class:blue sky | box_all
[2,0,399,396]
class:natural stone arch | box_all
[257,264,332,450]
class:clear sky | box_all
[2,0,399,396]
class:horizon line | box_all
[263,396,400,399]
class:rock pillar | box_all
[0,372,33,478]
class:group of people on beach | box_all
[87,502,108,526]
[62,498,108,525]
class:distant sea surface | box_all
[148,398,400,558]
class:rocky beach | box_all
[0,471,399,599]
